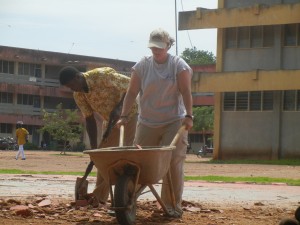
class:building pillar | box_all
[271,91,282,159]
[213,92,222,160]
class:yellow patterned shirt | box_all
[73,67,137,121]
[16,128,29,145]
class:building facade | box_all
[0,45,134,148]
[179,0,300,159]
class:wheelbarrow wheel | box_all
[114,174,136,225]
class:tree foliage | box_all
[181,47,216,65]
[192,106,214,132]
[39,103,83,154]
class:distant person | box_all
[117,28,193,217]
[59,66,138,206]
[41,140,47,150]
[15,121,29,160]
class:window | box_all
[17,94,40,106]
[0,92,13,103]
[225,28,237,49]
[263,26,274,47]
[251,26,263,48]
[283,24,300,47]
[0,60,14,74]
[284,24,297,46]
[236,92,248,110]
[0,123,12,133]
[226,25,274,49]
[298,25,300,46]
[18,63,41,77]
[22,125,33,135]
[282,90,300,111]
[297,91,300,111]
[224,91,273,111]
[262,91,273,111]
[238,27,250,48]
[223,92,235,111]
[250,91,261,111]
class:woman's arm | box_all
[177,69,193,130]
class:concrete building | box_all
[0,45,134,149]
[179,0,300,159]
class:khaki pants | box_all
[92,115,137,203]
[133,120,188,215]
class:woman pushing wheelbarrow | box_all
[116,28,194,219]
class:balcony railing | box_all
[0,73,60,87]
[0,103,63,116]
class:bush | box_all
[24,142,39,150]
[72,142,86,152]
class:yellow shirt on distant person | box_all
[73,67,137,121]
[16,128,29,145]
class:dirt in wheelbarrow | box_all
[0,150,299,225]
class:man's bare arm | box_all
[85,115,97,149]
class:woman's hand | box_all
[182,117,193,130]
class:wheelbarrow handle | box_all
[170,125,187,146]
[119,125,124,147]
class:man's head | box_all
[148,28,175,50]
[16,121,23,129]
[59,66,86,92]
[59,66,80,85]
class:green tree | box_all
[181,47,216,65]
[39,103,83,154]
[192,106,214,146]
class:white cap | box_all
[148,28,174,49]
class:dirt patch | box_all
[0,196,298,225]
[0,150,299,225]
[2,150,300,179]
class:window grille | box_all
[236,92,248,111]
[249,91,261,111]
[284,24,297,46]
[262,91,273,111]
[223,92,235,111]
[0,60,14,74]
[0,92,13,103]
[18,63,41,77]
[225,25,274,49]
[0,123,12,133]
[224,91,273,111]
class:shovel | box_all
[75,94,126,201]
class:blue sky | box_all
[0,0,217,62]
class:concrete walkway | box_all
[0,174,299,209]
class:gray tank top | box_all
[133,54,192,127]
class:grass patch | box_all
[186,158,300,166]
[185,175,300,186]
[1,169,299,186]
[0,169,96,177]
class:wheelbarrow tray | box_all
[84,146,175,185]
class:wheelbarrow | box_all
[84,126,186,225]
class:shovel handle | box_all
[170,125,186,146]
[119,125,124,147]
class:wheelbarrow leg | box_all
[108,176,114,207]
